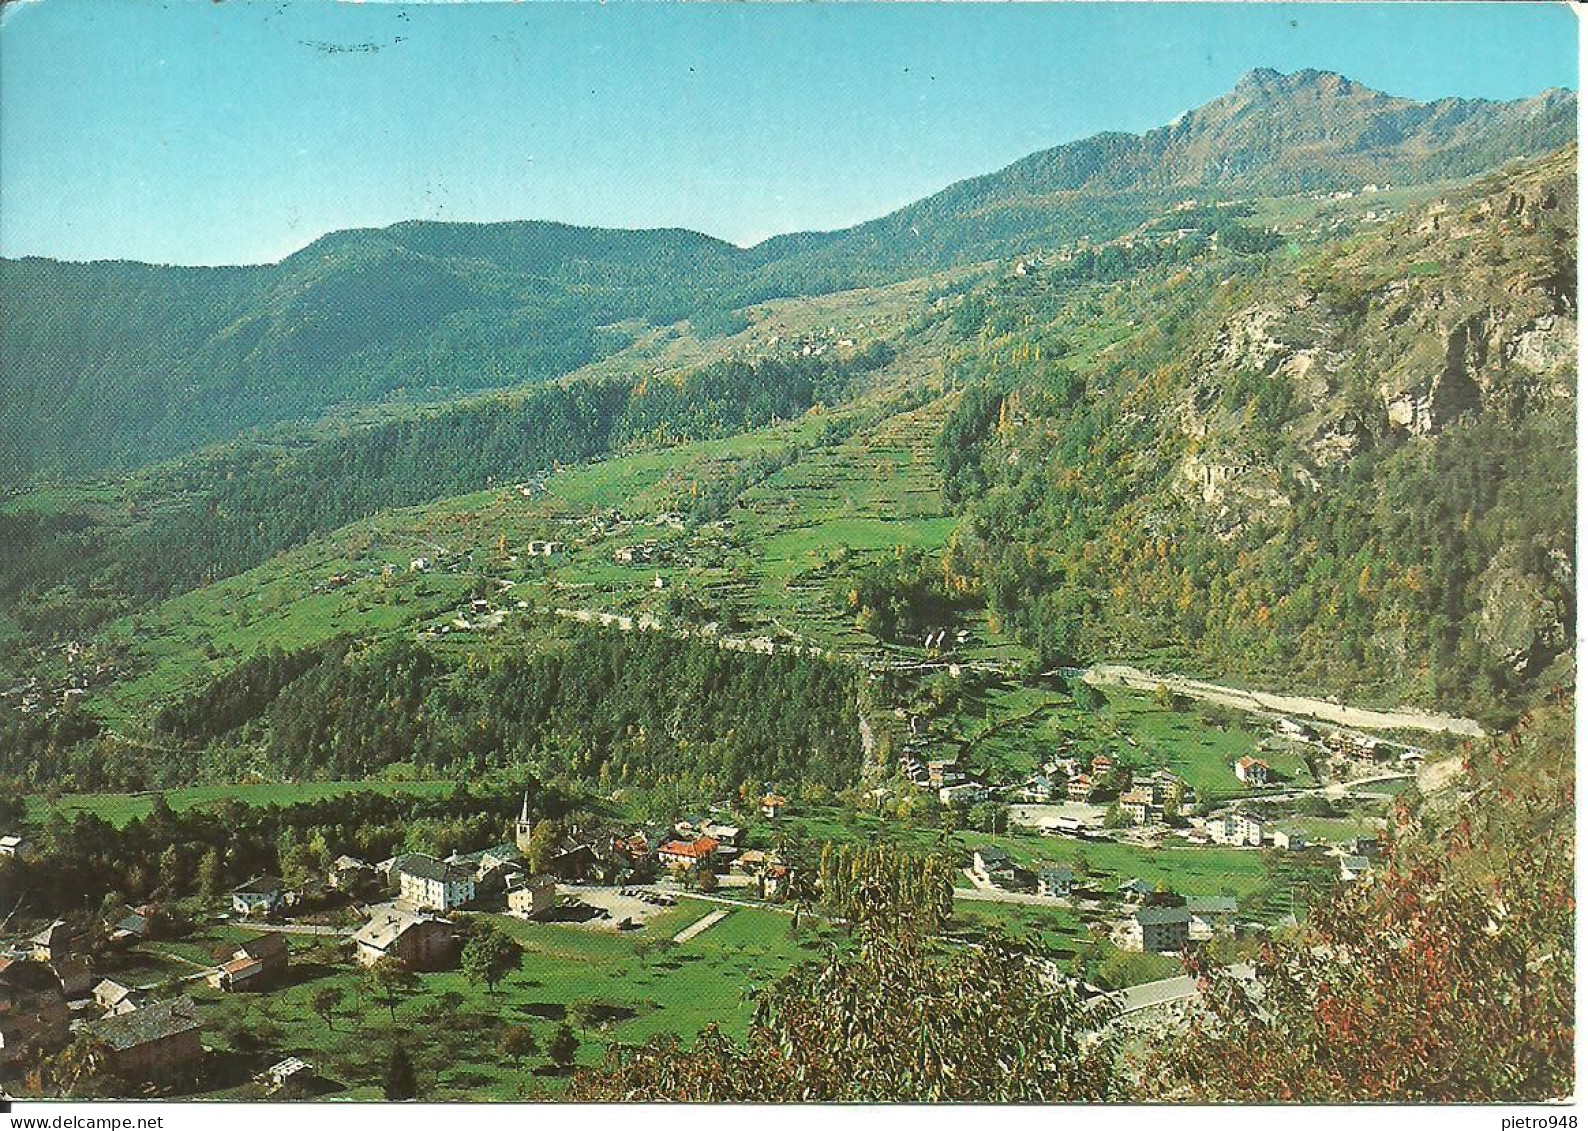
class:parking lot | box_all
[563,885,680,930]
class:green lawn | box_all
[186,903,836,1100]
[28,779,456,828]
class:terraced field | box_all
[83,366,987,726]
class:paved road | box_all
[240,922,353,938]
[643,886,841,924]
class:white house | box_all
[230,875,284,917]
[507,874,558,920]
[1234,756,1270,786]
[1209,812,1264,847]
[396,855,476,912]
[971,847,1016,887]
[1269,827,1310,851]
[939,781,989,805]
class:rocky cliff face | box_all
[1476,545,1573,678]
[1174,146,1575,535]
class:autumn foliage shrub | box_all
[1136,704,1574,1101]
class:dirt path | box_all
[1083,663,1485,738]
[672,907,731,944]
[953,883,1073,909]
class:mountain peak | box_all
[1233,66,1360,98]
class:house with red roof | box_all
[657,836,719,870]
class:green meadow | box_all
[180,903,839,1100]
[29,780,456,828]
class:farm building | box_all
[89,997,203,1084]
[28,920,80,964]
[1186,895,1240,940]
[261,1057,315,1093]
[328,855,376,892]
[1036,864,1074,898]
[354,912,457,970]
[0,959,71,1070]
[939,781,988,805]
[207,934,289,992]
[93,979,148,1016]
[972,847,1017,887]
[547,844,598,882]
[1339,855,1376,883]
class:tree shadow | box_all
[518,1002,567,1020]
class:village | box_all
[0,783,811,1096]
[0,681,1425,1100]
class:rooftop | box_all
[659,837,719,860]
[354,911,451,952]
[398,854,473,884]
[235,933,288,961]
[1135,905,1192,927]
[91,997,200,1051]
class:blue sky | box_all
[0,1,1576,265]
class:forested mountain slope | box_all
[938,145,1575,719]
[1,70,1572,479]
